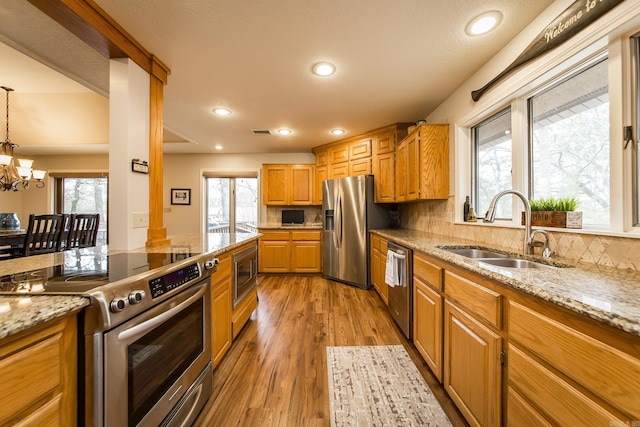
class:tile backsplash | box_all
[264,206,323,225]
[402,197,640,271]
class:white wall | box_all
[163,152,315,235]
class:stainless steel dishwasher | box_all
[386,241,413,339]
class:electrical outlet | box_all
[164,207,172,213]
[132,212,149,228]
[445,211,453,223]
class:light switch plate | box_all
[132,212,149,228]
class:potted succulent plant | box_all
[521,196,582,229]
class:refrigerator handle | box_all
[335,192,342,249]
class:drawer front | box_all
[315,149,328,166]
[509,301,640,420]
[211,252,232,287]
[291,231,321,241]
[375,132,395,154]
[508,344,626,425]
[413,252,442,291]
[330,162,349,179]
[258,231,290,241]
[444,271,502,329]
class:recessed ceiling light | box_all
[214,145,223,150]
[331,129,345,136]
[277,128,292,135]
[212,107,232,116]
[465,11,502,36]
[312,62,336,76]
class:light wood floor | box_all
[194,274,468,426]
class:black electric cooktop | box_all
[0,247,200,294]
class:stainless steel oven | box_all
[233,243,257,307]
[0,248,219,426]
[103,280,212,426]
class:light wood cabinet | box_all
[395,123,449,202]
[373,152,395,203]
[444,300,502,427]
[211,251,232,368]
[314,166,328,205]
[258,229,322,273]
[262,164,315,205]
[508,300,640,424]
[396,140,407,202]
[369,233,388,304]
[0,314,78,427]
[312,123,411,201]
[413,252,443,382]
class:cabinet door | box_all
[444,301,501,427]
[315,166,328,205]
[262,165,288,205]
[373,152,395,203]
[349,137,372,160]
[212,279,232,368]
[406,132,420,201]
[420,124,449,199]
[329,145,349,164]
[258,239,291,272]
[315,148,328,166]
[291,241,322,272]
[330,162,349,179]
[374,131,395,155]
[290,165,314,205]
[395,141,407,202]
[414,278,443,382]
[349,158,371,176]
[378,238,389,304]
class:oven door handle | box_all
[117,283,207,342]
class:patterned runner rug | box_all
[326,345,452,426]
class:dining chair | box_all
[66,213,100,249]
[21,214,66,256]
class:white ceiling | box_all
[0,0,555,155]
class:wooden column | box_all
[29,0,173,247]
[147,56,170,247]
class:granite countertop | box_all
[0,232,259,340]
[258,223,323,230]
[373,229,640,338]
[0,295,89,340]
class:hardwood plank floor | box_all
[194,274,468,426]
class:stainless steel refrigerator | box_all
[323,175,390,289]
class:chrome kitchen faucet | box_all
[483,189,552,257]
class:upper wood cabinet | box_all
[312,123,411,203]
[396,123,449,202]
[262,164,315,205]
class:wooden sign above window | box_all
[471,0,625,102]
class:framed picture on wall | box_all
[171,188,191,205]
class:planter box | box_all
[521,211,582,229]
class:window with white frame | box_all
[472,108,512,219]
[205,176,258,233]
[633,32,640,226]
[529,58,610,227]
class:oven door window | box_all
[128,298,203,426]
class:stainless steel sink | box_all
[478,258,553,269]
[442,247,509,259]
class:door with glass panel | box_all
[206,177,258,233]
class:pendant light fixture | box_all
[0,86,46,191]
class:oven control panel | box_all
[148,262,201,299]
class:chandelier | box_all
[0,86,46,191]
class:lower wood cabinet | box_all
[413,251,443,382]
[211,251,232,369]
[0,314,78,427]
[370,233,388,304]
[404,244,640,427]
[444,300,502,427]
[258,229,321,273]
[232,286,257,339]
